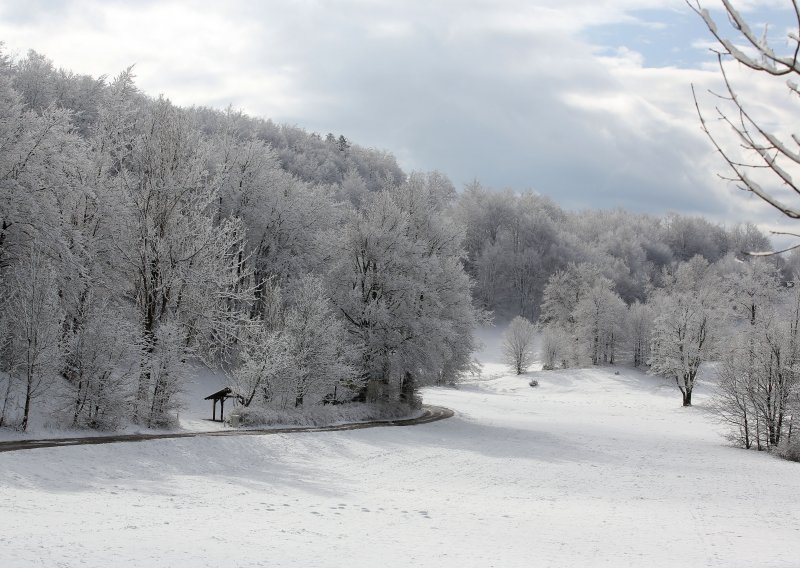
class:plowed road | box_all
[0,405,454,453]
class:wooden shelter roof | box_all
[204,387,233,401]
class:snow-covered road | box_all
[1,359,799,566]
[0,406,452,453]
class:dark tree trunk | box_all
[682,389,692,407]
[0,375,13,427]
[22,381,32,431]
[400,372,416,403]
[743,412,751,449]
[72,379,84,427]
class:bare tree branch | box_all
[690,1,800,252]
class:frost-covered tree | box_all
[212,123,339,314]
[280,277,361,407]
[573,282,626,365]
[0,58,96,430]
[714,335,758,448]
[459,185,564,318]
[746,316,798,449]
[503,316,537,374]
[711,258,793,448]
[662,213,729,263]
[540,326,570,370]
[143,322,189,427]
[725,258,782,325]
[540,264,604,328]
[627,301,653,367]
[540,266,626,366]
[230,322,284,408]
[7,248,64,430]
[649,256,728,406]
[232,279,361,409]
[714,289,800,450]
[108,95,250,424]
[60,299,142,430]
[0,71,86,275]
[331,176,479,401]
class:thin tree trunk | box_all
[22,373,33,431]
[21,338,35,431]
[400,372,415,403]
[0,375,13,427]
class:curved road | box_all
[0,405,454,453]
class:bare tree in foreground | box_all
[503,316,537,375]
[690,0,800,254]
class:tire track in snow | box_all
[0,405,454,453]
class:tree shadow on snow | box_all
[346,414,620,468]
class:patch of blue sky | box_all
[585,4,797,69]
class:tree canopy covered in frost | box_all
[0,49,475,430]
[648,256,726,407]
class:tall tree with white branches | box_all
[649,256,728,406]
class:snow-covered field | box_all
[1,330,799,567]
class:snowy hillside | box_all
[1,330,799,567]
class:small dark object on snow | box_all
[614,371,620,375]
[529,379,539,388]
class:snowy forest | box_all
[1,47,799,457]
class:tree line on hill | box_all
[1,49,798,454]
[0,50,477,430]
[501,252,800,457]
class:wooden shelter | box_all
[204,387,234,422]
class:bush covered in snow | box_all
[502,316,536,374]
[778,437,800,463]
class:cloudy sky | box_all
[0,0,797,233]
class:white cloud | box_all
[0,0,796,230]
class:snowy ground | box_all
[1,330,799,567]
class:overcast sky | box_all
[0,0,797,234]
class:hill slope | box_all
[1,333,798,567]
